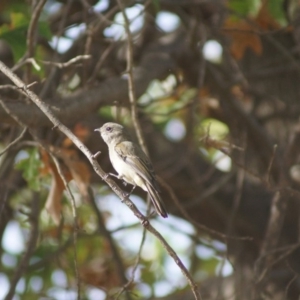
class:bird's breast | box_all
[108,147,146,190]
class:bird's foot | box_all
[123,185,136,198]
[108,172,120,179]
[103,172,120,180]
[141,218,149,227]
[129,185,136,195]
[122,191,131,200]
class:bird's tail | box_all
[145,182,168,218]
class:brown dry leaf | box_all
[41,147,91,224]
[57,148,91,199]
[80,257,123,289]
[224,19,263,60]
[41,150,72,224]
[224,1,282,60]
[256,1,281,30]
[73,123,91,142]
[43,224,74,238]
[62,123,91,148]
[199,87,211,98]
[44,172,64,225]
[39,149,54,176]
[40,122,92,224]
[231,85,252,104]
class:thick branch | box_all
[0,60,201,300]
[0,53,173,126]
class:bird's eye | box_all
[106,127,112,132]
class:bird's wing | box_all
[114,141,158,189]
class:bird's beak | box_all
[94,128,101,132]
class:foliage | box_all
[0,0,299,300]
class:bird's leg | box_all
[108,172,119,179]
[106,173,129,187]
[109,173,128,186]
[104,173,125,183]
[124,185,136,198]
[106,173,134,197]
[129,185,136,194]
[128,185,136,196]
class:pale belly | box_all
[109,148,146,190]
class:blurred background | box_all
[1,0,300,299]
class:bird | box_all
[95,122,168,218]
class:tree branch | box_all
[0,60,202,300]
[0,127,27,157]
[4,194,39,300]
[0,52,174,126]
[88,188,132,300]
[117,0,148,155]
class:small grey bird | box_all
[95,122,168,218]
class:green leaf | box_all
[200,257,219,275]
[229,0,261,17]
[0,13,29,61]
[268,0,287,25]
[152,0,160,12]
[0,13,51,62]
[15,148,42,191]
[141,260,157,285]
[200,118,229,140]
[98,106,115,119]
[38,21,52,40]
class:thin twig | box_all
[144,220,202,300]
[201,133,273,188]
[114,4,201,297]
[88,188,132,300]
[0,84,18,90]
[260,191,284,257]
[4,194,40,300]
[27,0,47,59]
[115,223,148,299]
[0,127,27,157]
[28,232,108,271]
[39,0,74,98]
[284,262,299,299]
[12,58,41,72]
[0,191,9,224]
[252,190,288,298]
[1,90,81,297]
[0,91,81,297]
[117,0,148,155]
[160,178,252,241]
[226,132,247,237]
[25,0,47,82]
[1,52,174,126]
[0,97,28,127]
[29,235,73,271]
[255,242,300,285]
[87,43,115,83]
[41,55,91,69]
[0,59,202,300]
[49,153,81,299]
[266,144,278,185]
[9,0,44,71]
[116,10,158,296]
